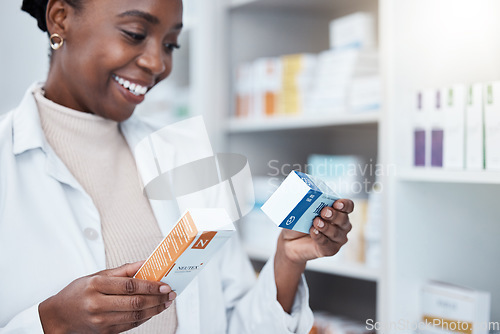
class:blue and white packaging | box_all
[261,171,340,234]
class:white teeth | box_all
[113,75,148,96]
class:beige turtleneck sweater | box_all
[34,87,177,334]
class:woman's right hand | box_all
[38,261,176,334]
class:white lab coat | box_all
[0,83,314,333]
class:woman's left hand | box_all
[277,198,354,265]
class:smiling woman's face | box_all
[44,0,183,121]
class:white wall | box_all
[0,0,49,114]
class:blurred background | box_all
[2,0,500,333]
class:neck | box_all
[44,65,94,116]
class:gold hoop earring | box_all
[50,33,64,50]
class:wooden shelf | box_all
[245,245,380,282]
[397,169,500,185]
[227,112,380,133]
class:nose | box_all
[136,41,169,76]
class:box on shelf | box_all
[261,171,340,234]
[429,90,445,167]
[311,311,375,334]
[443,84,466,169]
[252,58,282,117]
[465,83,485,170]
[235,63,253,118]
[414,91,429,167]
[233,49,379,119]
[135,209,235,295]
[343,198,368,264]
[307,49,379,115]
[364,184,383,269]
[349,75,381,112]
[484,82,500,170]
[421,281,490,334]
[329,12,376,51]
[281,54,317,116]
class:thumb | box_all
[104,261,146,278]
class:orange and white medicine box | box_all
[135,209,235,294]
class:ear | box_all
[45,0,71,37]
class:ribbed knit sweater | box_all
[34,87,177,333]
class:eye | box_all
[122,30,146,42]
[164,43,181,53]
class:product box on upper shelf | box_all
[420,281,490,334]
[329,12,375,50]
[306,49,378,115]
[251,58,282,117]
[349,75,381,112]
[261,171,340,234]
[443,84,466,169]
[235,63,253,118]
[429,90,445,167]
[414,91,430,167]
[465,83,485,170]
[484,82,500,170]
[281,54,316,116]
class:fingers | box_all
[333,199,354,214]
[309,224,343,257]
[109,303,169,325]
[106,301,175,333]
[105,291,177,312]
[320,206,352,232]
[104,261,145,278]
[91,275,172,296]
[312,217,349,245]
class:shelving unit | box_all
[209,0,384,324]
[226,112,380,133]
[397,169,500,185]
[194,0,500,330]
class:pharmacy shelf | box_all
[226,112,380,133]
[229,0,374,15]
[397,169,500,184]
[244,245,381,282]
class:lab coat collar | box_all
[12,82,48,156]
[11,82,94,194]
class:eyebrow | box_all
[118,10,184,31]
[118,10,159,24]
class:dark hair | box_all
[21,0,83,33]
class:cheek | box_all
[161,56,175,80]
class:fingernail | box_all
[165,301,173,308]
[334,201,345,210]
[160,285,170,294]
[314,229,319,235]
[324,209,332,218]
[168,291,177,300]
[317,220,325,228]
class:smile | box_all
[112,74,149,96]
